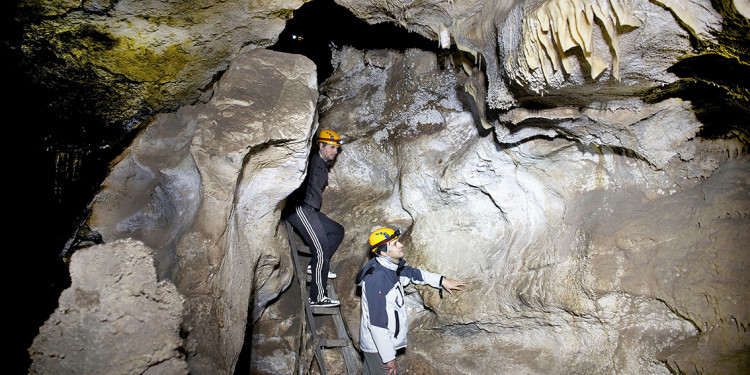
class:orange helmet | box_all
[317,129,342,145]
[368,228,401,252]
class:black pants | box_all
[286,205,344,302]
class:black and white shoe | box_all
[309,297,340,307]
[307,265,337,279]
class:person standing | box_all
[285,129,345,307]
[356,227,466,374]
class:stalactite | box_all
[508,0,641,91]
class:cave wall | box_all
[57,49,320,375]
[313,44,749,374]
[19,0,750,374]
[15,0,305,126]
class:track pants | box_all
[362,352,399,375]
[286,205,344,302]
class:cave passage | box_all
[269,0,440,83]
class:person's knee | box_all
[332,224,344,246]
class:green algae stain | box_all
[55,23,192,84]
[103,42,192,84]
[270,8,294,20]
[53,23,118,57]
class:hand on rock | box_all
[441,278,466,295]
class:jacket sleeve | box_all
[399,266,443,289]
[362,276,397,363]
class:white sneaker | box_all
[307,265,337,279]
[309,297,340,307]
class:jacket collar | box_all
[356,256,406,285]
[376,256,400,271]
[315,150,332,167]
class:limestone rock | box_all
[246,273,309,375]
[28,239,187,375]
[16,0,304,125]
[495,98,703,169]
[585,157,750,375]
[86,48,319,374]
[335,0,722,108]
[14,0,729,135]
[316,46,749,374]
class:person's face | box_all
[385,239,404,261]
[319,143,340,162]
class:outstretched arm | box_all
[400,267,466,295]
[441,278,466,295]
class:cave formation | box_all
[11,0,750,374]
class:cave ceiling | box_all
[8,0,748,232]
[10,0,750,136]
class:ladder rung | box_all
[320,339,348,348]
[298,245,311,255]
[311,305,340,315]
[288,221,356,375]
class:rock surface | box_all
[28,239,187,375]
[16,0,304,125]
[86,48,319,374]
[16,0,727,126]
[23,0,750,374]
[313,45,749,374]
[335,0,723,110]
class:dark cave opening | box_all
[641,52,750,143]
[268,0,440,83]
[666,53,750,141]
[644,1,750,143]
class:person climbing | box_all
[356,227,466,374]
[284,129,345,307]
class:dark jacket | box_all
[287,151,329,211]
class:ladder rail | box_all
[287,221,328,375]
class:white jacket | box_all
[356,256,443,362]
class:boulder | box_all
[86,48,319,374]
[28,239,187,375]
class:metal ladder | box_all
[285,221,357,375]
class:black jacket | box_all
[287,151,329,211]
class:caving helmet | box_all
[369,227,401,253]
[317,129,343,145]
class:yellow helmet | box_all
[317,129,343,145]
[369,228,401,252]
